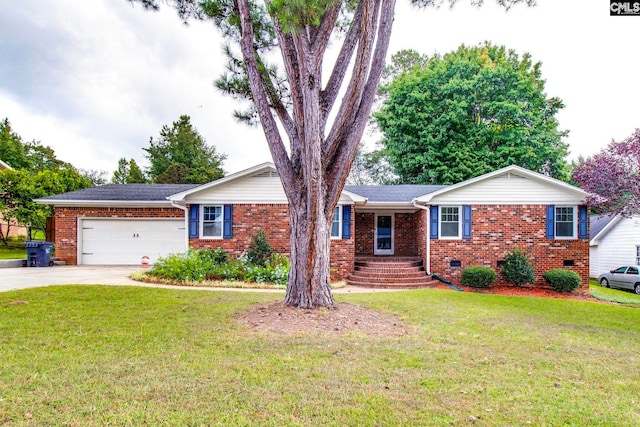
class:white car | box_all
[599,266,640,294]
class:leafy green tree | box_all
[80,169,109,186]
[347,144,398,185]
[144,115,226,184]
[131,0,535,308]
[380,49,430,89]
[376,42,570,185]
[0,118,30,170]
[112,158,147,184]
[0,119,93,243]
[0,167,91,242]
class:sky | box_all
[1,1,638,179]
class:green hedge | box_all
[543,268,581,293]
[461,266,497,288]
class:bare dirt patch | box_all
[237,301,408,337]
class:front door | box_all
[374,214,394,255]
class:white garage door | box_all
[81,219,186,265]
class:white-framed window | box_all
[331,206,341,238]
[555,206,576,238]
[440,206,461,239]
[636,245,640,265]
[202,205,223,238]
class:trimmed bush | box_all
[246,230,274,267]
[461,266,497,288]
[543,268,581,292]
[501,248,535,286]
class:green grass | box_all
[1,286,640,426]
[0,240,26,260]
[590,279,640,306]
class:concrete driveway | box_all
[0,265,142,292]
[0,265,394,294]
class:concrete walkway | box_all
[0,265,395,294]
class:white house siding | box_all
[590,217,640,277]
[430,174,585,205]
[183,174,357,205]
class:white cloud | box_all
[1,0,638,178]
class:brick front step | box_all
[348,257,438,289]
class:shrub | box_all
[148,246,290,287]
[197,248,229,265]
[501,248,535,286]
[148,250,208,282]
[246,230,274,267]
[461,266,497,288]
[543,268,581,292]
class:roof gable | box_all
[414,165,587,205]
[170,162,367,204]
[0,159,11,170]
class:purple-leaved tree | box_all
[573,128,640,216]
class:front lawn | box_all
[1,286,639,425]
[590,279,640,306]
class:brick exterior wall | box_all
[429,205,589,288]
[190,203,355,281]
[355,211,424,257]
[54,204,355,281]
[53,207,184,265]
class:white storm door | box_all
[374,214,394,256]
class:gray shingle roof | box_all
[590,213,616,240]
[39,183,446,204]
[345,184,446,203]
[38,184,199,202]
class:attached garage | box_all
[79,218,185,265]
[35,183,198,266]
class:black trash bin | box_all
[24,241,54,267]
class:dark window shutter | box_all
[188,204,199,239]
[462,205,472,239]
[546,205,555,239]
[223,204,233,239]
[578,205,588,239]
[342,205,351,239]
[430,206,439,239]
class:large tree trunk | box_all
[236,0,396,308]
[284,194,335,308]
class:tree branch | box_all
[323,0,380,164]
[236,0,295,190]
[319,1,365,126]
[326,0,396,207]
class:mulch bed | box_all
[458,283,598,302]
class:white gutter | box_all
[170,200,190,253]
[412,200,431,275]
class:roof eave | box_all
[357,201,416,209]
[34,199,176,208]
[590,215,621,246]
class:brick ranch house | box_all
[36,163,590,287]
